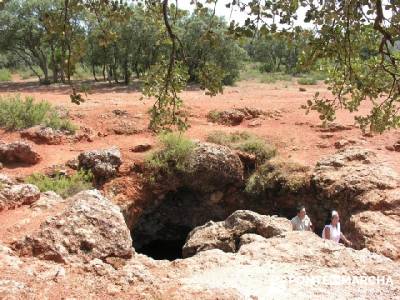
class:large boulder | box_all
[182,210,291,258]
[313,147,399,201]
[0,141,41,165]
[0,184,40,211]
[78,147,122,182]
[12,190,133,263]
[348,211,400,260]
[311,147,400,260]
[183,142,244,192]
[21,126,63,145]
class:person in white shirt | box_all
[291,205,312,231]
[322,210,352,246]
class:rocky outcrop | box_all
[313,147,398,201]
[311,147,400,260]
[0,141,41,165]
[207,109,245,125]
[21,126,63,145]
[348,211,400,260]
[12,190,133,263]
[0,184,40,211]
[78,147,122,182]
[183,142,244,192]
[182,210,291,257]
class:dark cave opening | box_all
[136,238,187,260]
[132,223,193,261]
[130,188,217,261]
[129,187,325,261]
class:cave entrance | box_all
[130,188,204,261]
[132,223,193,260]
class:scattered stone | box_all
[182,210,291,258]
[112,120,142,135]
[235,107,266,120]
[207,109,245,126]
[247,119,262,127]
[317,122,353,132]
[112,109,129,117]
[66,159,79,170]
[334,139,356,149]
[130,143,152,153]
[0,184,40,211]
[21,126,63,145]
[12,190,133,263]
[299,87,306,92]
[78,147,122,182]
[0,141,41,165]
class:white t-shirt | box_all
[322,223,341,243]
[291,215,311,231]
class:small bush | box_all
[45,111,77,133]
[0,95,76,132]
[146,133,195,173]
[0,68,11,82]
[245,158,310,196]
[26,170,93,198]
[207,110,223,123]
[206,131,276,164]
[297,77,317,85]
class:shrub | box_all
[206,110,223,124]
[0,68,11,82]
[26,170,93,198]
[206,131,276,164]
[146,133,195,173]
[245,158,310,196]
[297,77,317,85]
[0,95,76,132]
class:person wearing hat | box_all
[322,210,352,246]
[291,205,313,231]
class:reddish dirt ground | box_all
[1,78,399,177]
[1,78,400,299]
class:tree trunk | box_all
[50,44,58,83]
[92,63,98,81]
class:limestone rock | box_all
[182,210,291,258]
[21,126,63,145]
[130,143,152,153]
[207,109,245,126]
[0,141,41,165]
[78,147,122,182]
[348,211,400,260]
[0,184,40,211]
[12,190,133,263]
[183,142,244,191]
[313,147,399,200]
[30,191,63,211]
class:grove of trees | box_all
[0,0,399,133]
